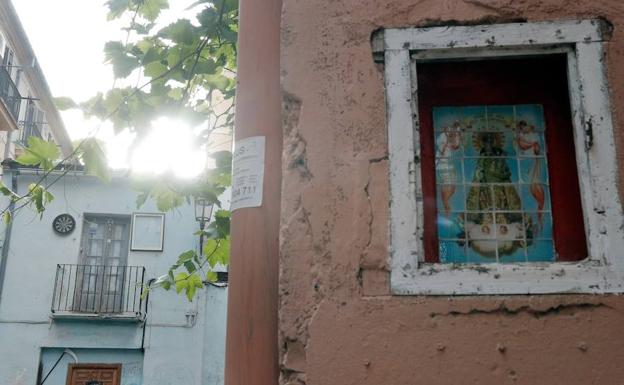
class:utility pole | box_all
[224,0,282,383]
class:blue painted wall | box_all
[0,170,227,385]
[40,348,143,385]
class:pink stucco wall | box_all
[279,1,624,384]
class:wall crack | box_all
[429,302,611,318]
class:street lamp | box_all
[194,197,214,251]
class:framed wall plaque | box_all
[130,213,165,251]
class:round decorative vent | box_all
[52,214,76,235]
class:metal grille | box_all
[0,65,20,121]
[51,264,146,317]
[17,119,44,143]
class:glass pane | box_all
[436,184,465,214]
[433,104,554,263]
[439,241,467,263]
[437,212,465,240]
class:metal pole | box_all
[199,220,206,253]
[0,164,18,305]
[224,0,282,383]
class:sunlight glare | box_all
[130,118,207,178]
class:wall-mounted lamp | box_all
[194,197,214,250]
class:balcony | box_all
[51,264,146,322]
[17,119,43,143]
[0,66,20,123]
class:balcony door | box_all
[75,215,130,313]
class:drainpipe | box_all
[0,163,17,304]
[224,0,282,383]
[3,129,13,161]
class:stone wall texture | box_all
[279,1,624,384]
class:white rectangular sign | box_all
[231,136,265,211]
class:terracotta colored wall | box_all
[279,1,624,384]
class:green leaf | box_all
[28,184,46,214]
[197,7,219,29]
[80,138,110,182]
[186,284,196,301]
[175,272,189,293]
[192,59,217,75]
[158,19,198,45]
[184,273,203,301]
[221,27,238,44]
[184,260,197,273]
[105,0,130,20]
[104,41,140,78]
[136,192,148,208]
[2,211,11,224]
[44,190,54,204]
[0,182,18,199]
[211,151,232,172]
[203,74,230,91]
[53,96,78,110]
[141,46,162,65]
[177,250,196,263]
[136,38,154,53]
[211,210,230,238]
[204,237,230,267]
[189,273,203,288]
[16,137,60,171]
[152,185,184,211]
[144,61,168,79]
[139,0,169,22]
[205,270,217,283]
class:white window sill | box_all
[392,260,624,295]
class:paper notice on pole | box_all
[231,136,265,211]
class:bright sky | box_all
[13,0,212,177]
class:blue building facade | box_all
[0,166,227,385]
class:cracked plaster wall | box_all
[279,1,624,384]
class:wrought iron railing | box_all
[51,264,146,318]
[0,66,20,121]
[17,120,43,143]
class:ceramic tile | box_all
[487,105,515,131]
[515,104,545,131]
[524,212,553,239]
[467,240,498,263]
[519,157,548,183]
[436,184,465,214]
[435,158,463,184]
[432,104,554,263]
[439,241,468,263]
[437,212,465,240]
[520,184,551,211]
[498,246,527,263]
[436,131,464,158]
[526,240,555,262]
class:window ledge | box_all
[392,260,624,295]
[50,311,145,323]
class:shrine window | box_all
[419,56,586,264]
[377,20,624,294]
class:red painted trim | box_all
[417,55,587,262]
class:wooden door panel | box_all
[66,364,121,385]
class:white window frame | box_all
[130,212,165,251]
[380,19,624,295]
